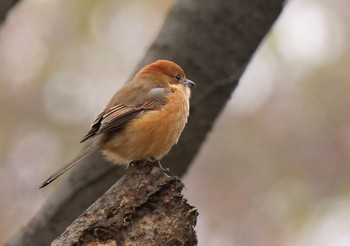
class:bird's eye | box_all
[175,74,181,82]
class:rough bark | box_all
[6,0,284,245]
[52,161,198,246]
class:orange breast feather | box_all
[102,86,190,164]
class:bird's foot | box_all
[149,158,169,174]
[127,160,142,169]
[128,159,169,174]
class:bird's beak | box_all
[184,79,196,88]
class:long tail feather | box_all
[39,145,98,189]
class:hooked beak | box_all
[184,79,196,88]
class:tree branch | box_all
[52,161,198,246]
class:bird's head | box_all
[135,60,196,89]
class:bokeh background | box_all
[1,0,350,245]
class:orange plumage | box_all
[40,60,195,188]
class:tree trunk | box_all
[0,0,19,23]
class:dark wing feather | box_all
[98,105,146,134]
[80,112,104,143]
[80,100,165,143]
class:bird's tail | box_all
[39,145,98,189]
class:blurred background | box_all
[1,0,350,245]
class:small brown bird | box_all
[40,60,195,188]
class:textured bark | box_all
[6,0,284,245]
[52,161,198,246]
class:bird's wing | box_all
[80,88,168,143]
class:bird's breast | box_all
[103,88,190,164]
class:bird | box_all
[39,60,196,188]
